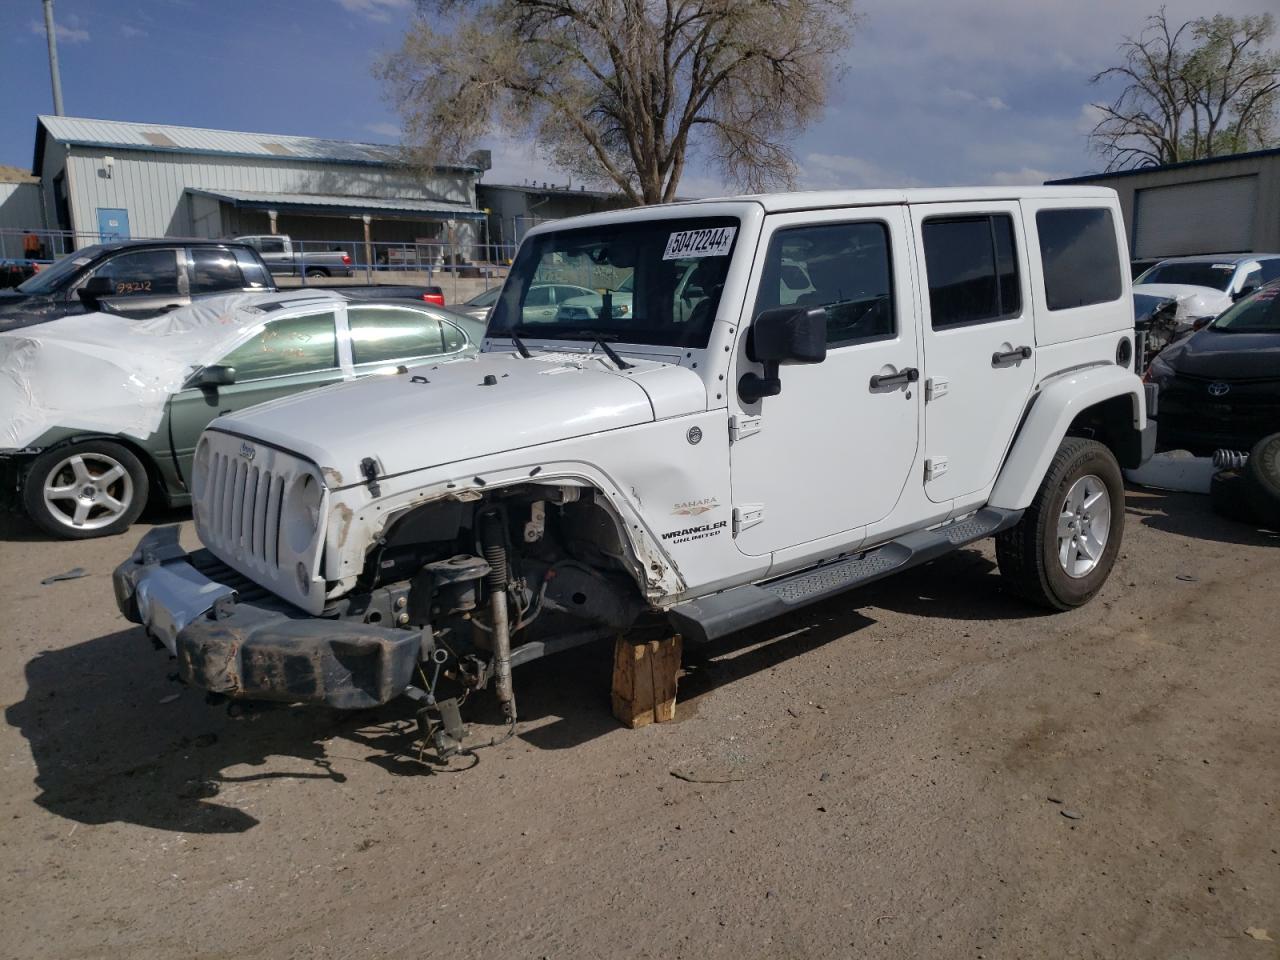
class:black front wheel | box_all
[996,438,1125,610]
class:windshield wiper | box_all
[508,329,531,358]
[558,329,634,369]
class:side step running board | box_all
[669,507,1023,644]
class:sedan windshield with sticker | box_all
[491,216,740,349]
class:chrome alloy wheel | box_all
[42,452,134,531]
[1057,474,1111,579]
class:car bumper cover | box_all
[114,528,419,709]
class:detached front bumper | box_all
[114,528,419,709]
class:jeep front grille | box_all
[206,451,286,569]
[193,430,329,615]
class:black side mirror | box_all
[77,276,116,309]
[194,365,236,387]
[739,306,827,404]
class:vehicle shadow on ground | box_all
[1125,487,1279,547]
[0,504,190,543]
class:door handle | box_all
[869,367,919,390]
[992,346,1032,366]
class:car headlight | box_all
[283,472,323,554]
[1143,353,1174,384]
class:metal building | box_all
[476,182,630,250]
[0,166,42,241]
[1047,148,1280,259]
[31,115,486,253]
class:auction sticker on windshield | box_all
[663,227,736,260]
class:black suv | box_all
[0,240,275,328]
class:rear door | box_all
[187,246,256,296]
[911,202,1036,503]
[165,308,344,486]
[729,206,921,556]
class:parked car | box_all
[0,240,274,326]
[236,234,354,278]
[461,284,501,322]
[1144,279,1280,457]
[1133,253,1280,330]
[341,284,445,306]
[0,291,483,538]
[0,259,36,290]
[113,186,1152,757]
[1130,257,1162,279]
[1133,292,1179,366]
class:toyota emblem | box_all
[1207,382,1230,397]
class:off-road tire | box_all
[1209,469,1257,524]
[996,437,1124,611]
[1244,433,1280,530]
[22,440,149,539]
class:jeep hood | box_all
[1132,283,1231,325]
[208,350,706,485]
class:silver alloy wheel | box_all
[41,452,134,531]
[1057,474,1111,579]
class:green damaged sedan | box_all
[0,291,484,538]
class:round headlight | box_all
[283,473,322,554]
[1116,337,1132,368]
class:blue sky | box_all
[2,0,1276,195]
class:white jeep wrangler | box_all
[115,187,1154,752]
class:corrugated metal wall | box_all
[0,182,44,232]
[1068,154,1280,255]
[56,147,475,245]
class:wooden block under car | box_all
[611,633,683,728]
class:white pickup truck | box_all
[117,187,1154,756]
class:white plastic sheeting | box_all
[0,292,327,449]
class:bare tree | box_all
[377,0,859,203]
[1088,9,1280,171]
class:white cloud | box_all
[335,0,412,22]
[28,18,90,43]
[941,88,1009,111]
[988,167,1062,186]
[797,152,923,190]
[365,121,402,139]
[1075,102,1107,135]
[120,24,147,39]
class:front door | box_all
[911,202,1036,503]
[165,308,344,486]
[730,206,921,557]
[96,208,130,241]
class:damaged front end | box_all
[115,480,658,759]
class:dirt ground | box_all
[0,487,1277,960]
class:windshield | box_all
[1136,261,1237,291]
[14,246,105,295]
[467,285,501,308]
[490,216,739,348]
[1210,282,1280,333]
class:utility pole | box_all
[42,0,66,116]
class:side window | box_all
[922,215,1021,328]
[441,320,466,352]
[1035,208,1122,311]
[257,238,286,254]
[232,248,272,288]
[1259,260,1280,283]
[190,248,245,294]
[525,286,552,307]
[1238,265,1263,294]
[218,311,337,380]
[754,221,895,348]
[348,305,446,364]
[90,249,181,297]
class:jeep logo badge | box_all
[239,441,256,461]
[1207,382,1230,397]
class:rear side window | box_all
[217,310,338,380]
[754,221,895,347]
[190,248,245,294]
[348,305,447,364]
[1036,208,1122,310]
[922,215,1021,328]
